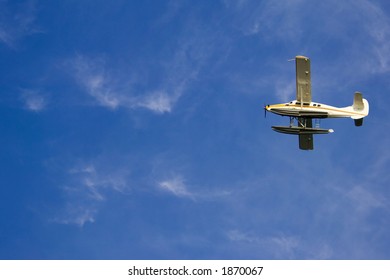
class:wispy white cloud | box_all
[66,5,218,114]
[223,0,307,39]
[218,140,390,259]
[0,0,41,47]
[346,185,387,213]
[0,28,11,46]
[53,206,96,227]
[20,89,48,112]
[275,79,296,102]
[68,44,198,113]
[352,0,390,73]
[53,162,130,227]
[70,55,122,110]
[68,163,129,198]
[139,90,179,114]
[158,176,194,199]
[152,156,233,201]
[227,230,301,259]
[226,227,336,259]
[223,0,390,95]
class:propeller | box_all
[264,104,269,118]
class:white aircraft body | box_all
[265,55,369,150]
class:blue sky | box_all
[1,0,390,259]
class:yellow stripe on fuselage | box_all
[267,103,366,117]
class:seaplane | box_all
[265,55,369,150]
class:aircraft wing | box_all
[296,56,312,104]
[298,118,314,150]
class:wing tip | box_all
[296,55,309,60]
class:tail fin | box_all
[352,92,369,126]
[353,92,364,111]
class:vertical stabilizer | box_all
[351,92,369,126]
[353,92,364,111]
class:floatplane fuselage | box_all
[265,56,369,150]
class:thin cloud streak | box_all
[158,176,194,199]
[53,162,130,227]
[227,230,302,259]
